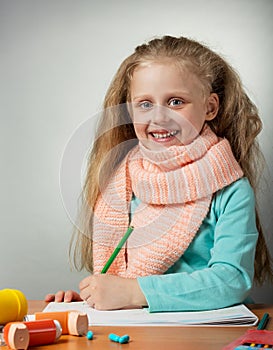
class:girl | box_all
[46,35,272,312]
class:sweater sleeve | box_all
[137,178,258,312]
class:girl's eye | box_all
[169,99,183,107]
[139,101,153,109]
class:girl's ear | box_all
[205,93,219,121]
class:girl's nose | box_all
[150,105,172,124]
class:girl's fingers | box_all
[54,290,66,302]
[64,290,82,302]
[79,277,91,291]
[64,290,74,302]
[44,290,82,303]
[44,293,55,302]
[79,288,91,302]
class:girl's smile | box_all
[150,129,179,141]
[130,62,219,150]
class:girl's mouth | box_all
[150,130,179,140]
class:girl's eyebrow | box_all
[132,90,191,101]
[131,95,152,102]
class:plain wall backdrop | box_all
[1,0,272,303]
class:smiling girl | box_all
[46,35,272,312]
[130,61,218,148]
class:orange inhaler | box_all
[3,319,62,349]
[34,310,88,335]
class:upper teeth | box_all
[152,130,178,139]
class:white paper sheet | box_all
[41,302,258,327]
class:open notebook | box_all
[40,302,258,327]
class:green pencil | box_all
[101,226,134,274]
[257,312,269,330]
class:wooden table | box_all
[3,301,273,350]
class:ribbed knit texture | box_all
[92,125,243,277]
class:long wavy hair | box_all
[70,35,272,284]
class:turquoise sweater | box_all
[135,177,258,312]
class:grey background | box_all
[1,0,272,303]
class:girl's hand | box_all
[44,290,83,303]
[79,274,147,310]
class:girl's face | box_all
[130,62,219,150]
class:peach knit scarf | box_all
[92,125,243,278]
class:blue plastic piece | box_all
[108,333,130,344]
[86,330,93,340]
[108,333,120,342]
[119,335,130,344]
